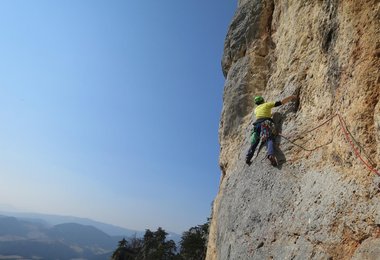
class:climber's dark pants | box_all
[266,139,274,156]
[246,119,275,163]
[246,137,275,162]
[246,132,260,163]
[246,124,261,162]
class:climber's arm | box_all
[272,95,297,107]
[281,95,298,105]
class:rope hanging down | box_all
[279,133,333,152]
[337,114,380,177]
[280,113,380,177]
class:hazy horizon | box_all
[0,206,149,235]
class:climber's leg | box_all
[246,138,260,165]
[266,139,277,166]
[246,125,261,165]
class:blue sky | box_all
[0,1,236,234]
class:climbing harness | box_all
[260,120,275,143]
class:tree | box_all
[129,234,144,254]
[139,227,177,260]
[111,227,180,260]
[112,238,135,260]
[179,221,209,260]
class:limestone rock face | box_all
[208,1,380,259]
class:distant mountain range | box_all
[0,211,181,259]
[0,215,115,259]
[0,210,143,237]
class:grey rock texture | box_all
[207,0,380,259]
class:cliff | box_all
[207,0,380,259]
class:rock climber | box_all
[246,94,298,166]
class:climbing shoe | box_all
[246,158,252,166]
[268,155,277,167]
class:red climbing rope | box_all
[280,112,380,177]
[337,113,380,177]
[294,114,337,137]
[279,133,333,152]
[279,113,336,152]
